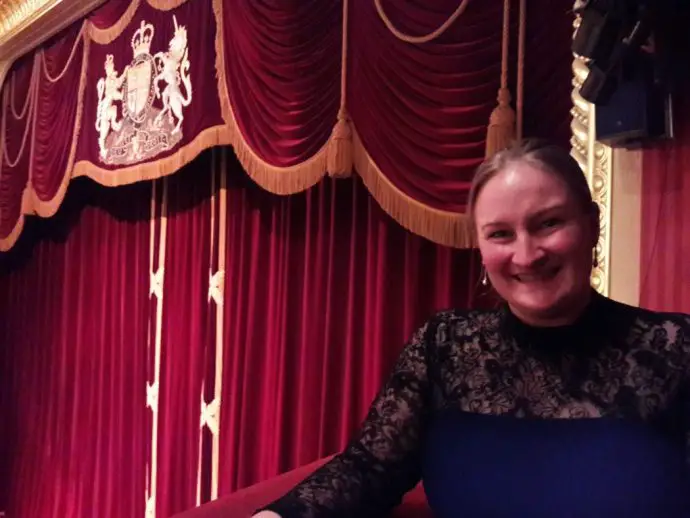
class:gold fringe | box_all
[72,124,231,186]
[352,129,475,249]
[0,188,31,251]
[147,0,190,11]
[32,32,90,218]
[232,134,328,195]
[212,0,327,194]
[212,0,233,129]
[87,0,142,45]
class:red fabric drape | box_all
[221,0,340,167]
[218,152,488,493]
[0,55,34,243]
[640,91,690,313]
[348,0,503,210]
[156,157,215,517]
[32,23,85,210]
[347,0,574,212]
[520,0,574,145]
[0,178,151,517]
[0,0,575,250]
[0,23,85,247]
[88,0,135,30]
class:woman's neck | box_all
[508,288,594,328]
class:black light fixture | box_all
[573,0,654,105]
[572,0,680,147]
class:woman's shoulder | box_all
[605,296,690,345]
[606,296,690,326]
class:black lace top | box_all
[263,293,690,518]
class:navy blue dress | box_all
[265,293,690,517]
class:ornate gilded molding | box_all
[0,0,104,89]
[571,11,613,296]
[0,0,55,45]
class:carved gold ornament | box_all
[571,6,613,296]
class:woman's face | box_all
[473,160,598,326]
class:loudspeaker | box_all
[595,55,673,147]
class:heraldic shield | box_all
[124,53,155,125]
[95,16,192,165]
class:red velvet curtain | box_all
[0,178,151,517]
[217,152,487,493]
[0,0,574,250]
[0,147,486,516]
[0,54,34,242]
[220,0,574,246]
[156,156,215,517]
[0,22,86,248]
[0,1,577,512]
[640,90,690,313]
[32,23,85,210]
[221,0,340,168]
[520,0,573,145]
[347,0,503,210]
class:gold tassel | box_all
[485,0,516,158]
[328,0,353,179]
[327,109,353,179]
[485,87,516,157]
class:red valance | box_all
[0,0,573,251]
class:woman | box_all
[254,139,690,517]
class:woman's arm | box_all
[257,317,438,518]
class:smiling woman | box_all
[469,139,600,327]
[250,140,690,518]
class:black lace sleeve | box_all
[261,317,437,518]
[676,314,690,469]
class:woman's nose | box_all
[511,235,546,268]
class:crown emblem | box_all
[131,20,154,57]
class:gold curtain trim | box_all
[2,60,39,168]
[231,131,328,195]
[86,0,192,45]
[87,0,141,45]
[146,0,189,11]
[0,187,31,251]
[30,32,90,218]
[352,128,475,249]
[72,124,231,186]
[39,25,86,83]
[375,0,472,44]
[212,0,327,194]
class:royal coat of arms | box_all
[95,16,192,165]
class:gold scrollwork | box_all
[571,7,613,296]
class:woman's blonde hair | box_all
[467,139,596,223]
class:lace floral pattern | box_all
[264,295,690,518]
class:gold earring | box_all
[481,269,489,286]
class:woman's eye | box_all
[488,229,511,240]
[541,218,562,229]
